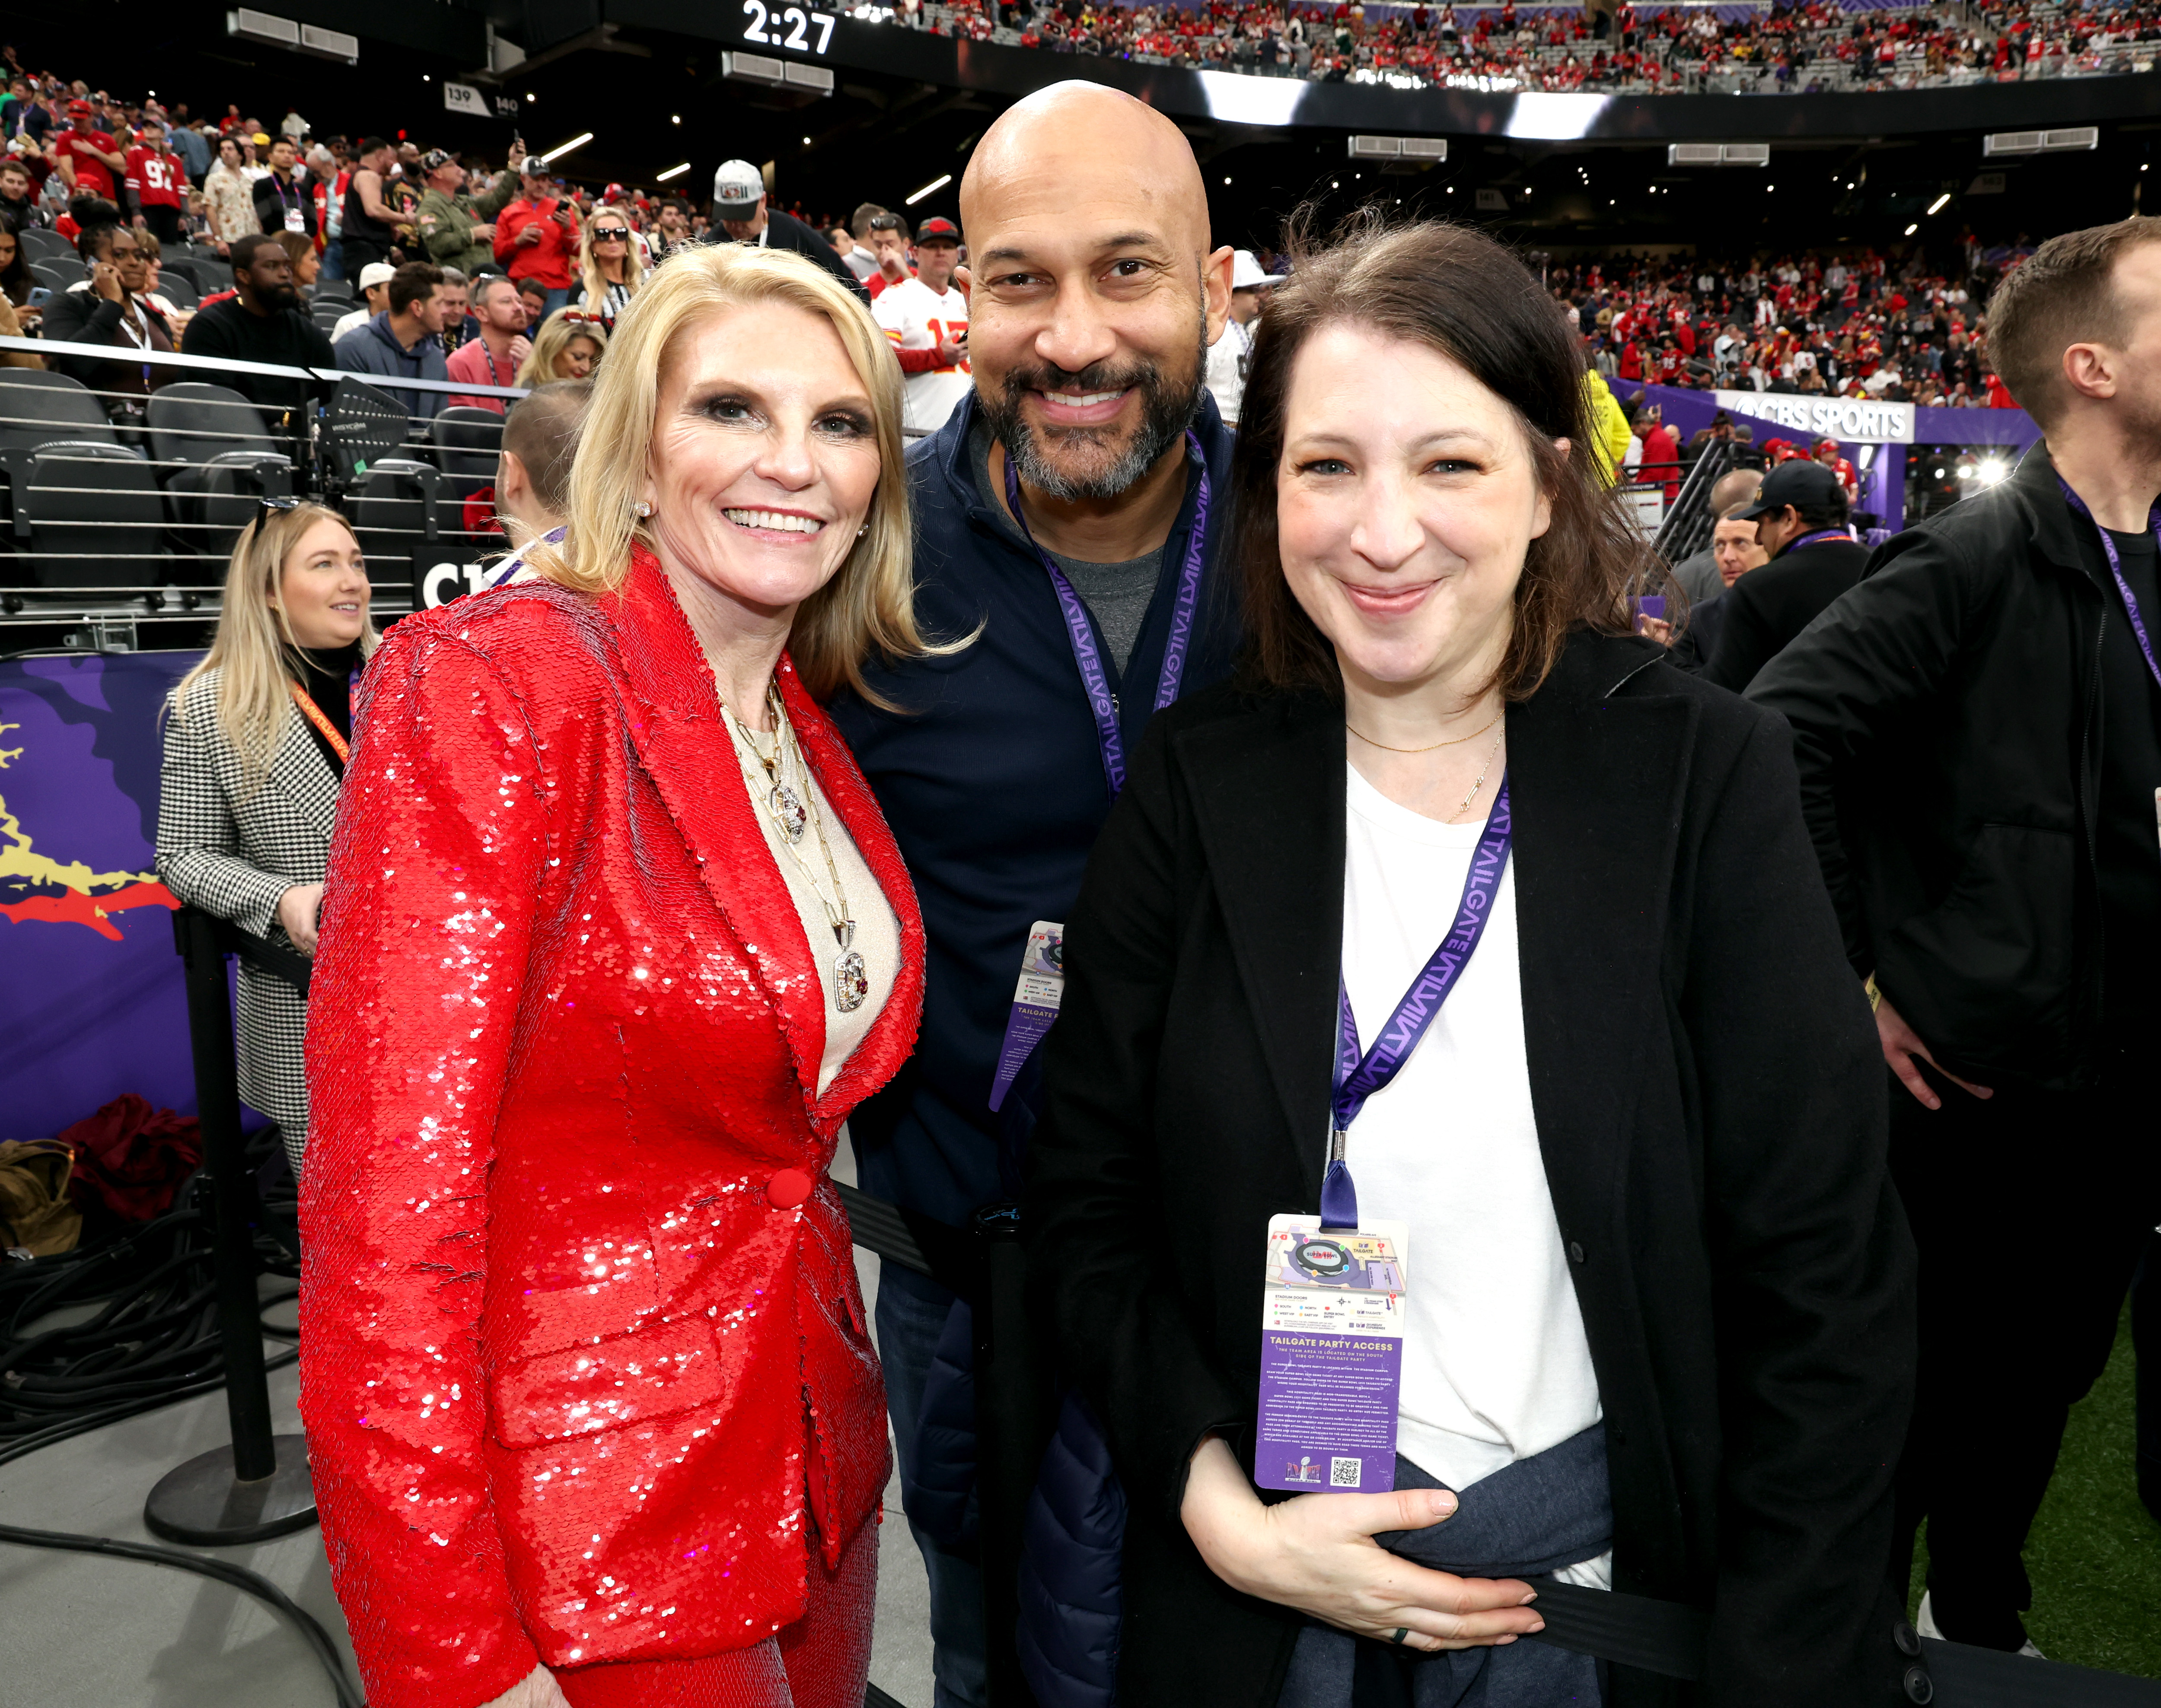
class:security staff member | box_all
[1704,455,1870,691]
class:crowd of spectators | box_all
[1557,238,2030,412]
[877,0,2161,95]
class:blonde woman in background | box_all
[576,202,647,332]
[513,307,606,386]
[156,500,374,1178]
[303,242,948,1708]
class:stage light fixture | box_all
[657,162,691,182]
[1927,193,1950,214]
[539,132,593,165]
[906,173,953,205]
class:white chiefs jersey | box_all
[874,275,972,433]
[1205,315,1255,428]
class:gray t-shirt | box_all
[970,420,1163,677]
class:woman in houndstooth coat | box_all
[156,500,375,1176]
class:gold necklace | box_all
[1345,709,1502,755]
[1448,725,1508,823]
[727,688,870,1013]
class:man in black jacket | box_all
[178,232,336,425]
[1702,455,1870,690]
[707,157,868,303]
[1750,216,2161,1657]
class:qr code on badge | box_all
[1329,1457,1361,1488]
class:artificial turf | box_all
[1908,1302,2161,1679]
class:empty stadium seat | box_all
[18,227,70,264]
[148,383,293,579]
[348,457,445,573]
[157,256,221,295]
[151,271,200,311]
[428,407,504,500]
[30,259,84,294]
[17,440,163,592]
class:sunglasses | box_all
[591,227,630,242]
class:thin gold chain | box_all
[1345,708,1502,755]
[1448,725,1508,823]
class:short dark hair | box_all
[389,261,444,317]
[1784,490,1851,533]
[356,135,390,159]
[850,201,886,238]
[229,231,284,275]
[1232,214,1651,703]
[1989,216,2161,427]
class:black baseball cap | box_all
[1737,457,1844,521]
[915,216,961,244]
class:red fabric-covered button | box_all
[767,1168,815,1210]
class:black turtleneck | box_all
[294,641,360,775]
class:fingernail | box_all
[1528,1620,1546,1634]
[1519,1592,1538,1605]
[1430,1491,1457,1516]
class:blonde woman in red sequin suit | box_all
[301,243,950,1708]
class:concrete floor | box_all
[0,1242,935,1708]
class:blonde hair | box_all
[577,203,647,322]
[514,311,608,389]
[172,503,378,789]
[528,242,952,706]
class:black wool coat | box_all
[1024,629,1918,1708]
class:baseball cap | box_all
[712,159,765,214]
[1231,248,1285,289]
[421,148,454,172]
[66,99,91,118]
[915,215,960,244]
[357,261,397,289]
[1736,457,1844,521]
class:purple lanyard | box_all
[1786,527,1854,552]
[2059,477,2161,694]
[1321,776,1513,1230]
[1002,429,1210,800]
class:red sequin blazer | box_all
[300,550,923,1708]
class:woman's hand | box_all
[1874,989,1992,1109]
[1179,1436,1545,1653]
[474,1664,572,1708]
[276,882,325,955]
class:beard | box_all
[980,309,1208,503]
[259,279,299,312]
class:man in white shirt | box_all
[1203,247,1281,427]
[873,214,972,434]
[330,261,396,341]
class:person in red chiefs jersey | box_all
[873,214,970,433]
[1813,436,1861,503]
[124,117,189,247]
[52,99,122,203]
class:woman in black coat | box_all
[1025,220,1919,1708]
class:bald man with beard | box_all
[828,80,1240,1708]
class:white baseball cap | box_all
[1231,249,1285,290]
[713,159,765,215]
[357,261,396,289]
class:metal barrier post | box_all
[141,906,316,1546]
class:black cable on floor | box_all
[0,1520,365,1708]
[0,1133,361,1705]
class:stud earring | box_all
[857,523,869,539]
[634,500,653,518]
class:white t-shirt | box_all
[1339,765,1609,1588]
[873,275,972,434]
[1205,315,1254,427]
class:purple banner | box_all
[0,652,199,1144]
